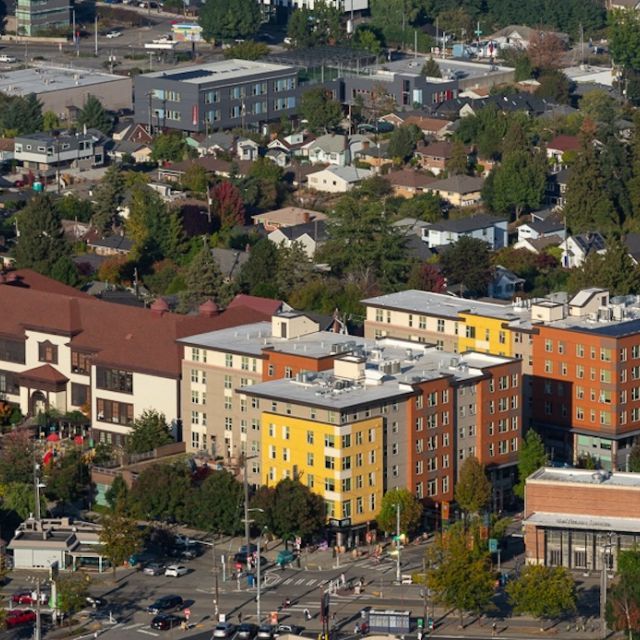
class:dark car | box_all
[151,613,185,630]
[6,609,36,628]
[257,624,275,640]
[239,543,257,555]
[86,596,107,608]
[146,595,184,614]
[143,562,166,576]
[237,623,259,640]
[234,552,268,567]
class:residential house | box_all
[354,143,393,170]
[489,25,569,49]
[189,132,235,157]
[488,266,525,300]
[157,157,253,183]
[546,135,581,164]
[427,174,485,207]
[546,168,570,207]
[267,219,327,258]
[385,169,437,198]
[267,132,310,164]
[425,213,508,250]
[236,137,261,162]
[304,134,350,167]
[265,147,290,168]
[516,211,566,243]
[515,235,563,254]
[307,165,373,193]
[380,112,454,139]
[414,141,459,175]
[252,206,327,231]
[0,138,15,163]
[86,235,134,257]
[211,247,250,281]
[561,232,606,268]
[110,140,153,164]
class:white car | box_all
[164,564,188,577]
[106,31,122,39]
[0,54,17,63]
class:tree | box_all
[407,262,447,292]
[43,110,61,132]
[300,87,343,134]
[50,255,80,287]
[515,431,548,498]
[0,430,35,484]
[448,141,469,175]
[427,524,495,628]
[507,565,576,630]
[244,158,285,210]
[181,164,209,195]
[526,30,565,72]
[287,7,315,47]
[126,409,173,454]
[211,180,245,232]
[0,482,46,520]
[105,475,129,510]
[536,70,572,104]
[222,40,269,60]
[46,446,89,505]
[610,9,640,80]
[77,95,110,133]
[151,132,187,163]
[354,26,384,55]
[92,165,125,235]
[439,236,493,296]
[275,242,314,299]
[376,488,423,535]
[13,193,70,276]
[397,192,442,222]
[239,238,280,297]
[179,242,225,310]
[187,470,243,534]
[251,478,325,540]
[99,503,144,577]
[199,0,261,41]
[388,125,422,163]
[455,456,491,518]
[56,573,90,620]
[607,548,640,639]
[421,57,441,78]
[126,183,174,260]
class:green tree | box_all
[251,478,325,541]
[421,57,441,78]
[222,40,269,60]
[92,165,125,235]
[455,456,491,518]
[387,124,422,163]
[397,192,442,222]
[239,238,280,297]
[126,409,173,454]
[439,236,493,296]
[99,503,144,577]
[13,194,70,276]
[610,9,640,81]
[300,87,343,134]
[187,470,243,534]
[77,95,110,133]
[151,132,187,163]
[105,475,129,511]
[244,158,285,210]
[199,0,261,41]
[276,242,314,299]
[536,70,572,104]
[164,209,188,261]
[507,565,577,630]
[580,89,617,124]
[448,140,469,176]
[427,523,495,628]
[0,482,46,520]
[179,242,225,311]
[0,430,34,484]
[376,488,423,535]
[126,183,170,260]
[56,573,90,620]
[514,431,548,498]
[181,164,209,195]
[128,462,191,522]
[55,194,93,223]
[607,547,640,639]
[43,110,61,132]
[354,26,384,55]
[46,446,89,505]
[287,7,314,47]
[50,255,80,287]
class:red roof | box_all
[227,294,283,316]
[0,275,272,378]
[20,364,69,384]
[547,135,581,153]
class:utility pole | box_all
[600,532,616,640]
[34,577,43,640]
[395,500,401,583]
[94,16,98,56]
[243,454,251,571]
[256,533,262,622]
[34,461,42,521]
[213,537,219,619]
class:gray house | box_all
[134,59,299,134]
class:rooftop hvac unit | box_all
[389,360,401,374]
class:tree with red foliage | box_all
[408,262,447,293]
[210,181,245,232]
[526,30,565,72]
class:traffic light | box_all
[427,617,434,631]
[417,618,424,629]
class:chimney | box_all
[150,298,169,317]
[303,210,311,223]
[198,299,219,318]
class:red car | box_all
[11,591,49,605]
[6,609,36,628]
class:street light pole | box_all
[213,537,219,619]
[395,500,401,583]
[256,533,262,622]
[599,532,616,640]
[243,454,251,569]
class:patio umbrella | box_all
[74,435,84,445]
[43,450,53,465]
[46,433,60,442]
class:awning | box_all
[524,511,640,534]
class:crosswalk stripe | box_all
[137,629,159,637]
[295,578,305,585]
[307,579,317,586]
[283,578,293,585]
[123,623,145,629]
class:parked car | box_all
[105,30,122,38]
[174,534,197,547]
[213,622,237,638]
[237,623,259,640]
[239,543,257,555]
[6,609,36,628]
[234,552,268,567]
[146,595,184,614]
[0,54,17,63]
[11,592,48,605]
[257,624,275,640]
[276,549,295,567]
[143,562,166,576]
[165,564,188,577]
[151,613,186,630]
[86,596,107,608]
[275,624,303,636]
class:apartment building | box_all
[0,270,259,446]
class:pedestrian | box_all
[238,612,242,624]
[340,573,346,586]
[303,608,310,621]
[492,621,497,637]
[332,612,336,623]
[354,623,360,635]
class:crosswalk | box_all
[108,622,160,637]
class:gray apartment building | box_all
[16,0,70,35]
[134,59,299,134]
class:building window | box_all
[38,341,58,364]
[324,434,335,447]
[96,367,133,393]
[325,456,335,470]
[71,383,88,407]
[71,351,90,374]
[465,326,476,339]
[0,370,19,395]
[0,339,25,364]
[96,399,133,425]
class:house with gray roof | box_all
[517,211,566,243]
[561,232,606,268]
[307,165,373,193]
[425,212,508,250]
[427,174,485,207]
[267,220,327,258]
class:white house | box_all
[425,213,508,250]
[488,266,525,300]
[561,232,607,268]
[307,165,373,193]
[304,134,350,167]
[268,220,327,258]
[516,211,566,243]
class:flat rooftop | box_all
[0,66,124,96]
[142,59,295,84]
[529,467,640,488]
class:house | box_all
[268,219,327,258]
[515,235,563,254]
[123,123,153,145]
[307,165,373,193]
[86,235,134,257]
[0,138,15,163]
[0,269,270,446]
[489,25,569,50]
[425,213,508,250]
[157,157,253,183]
[561,232,607,268]
[488,265,525,300]
[545,168,570,207]
[189,132,235,157]
[414,141,460,175]
[546,135,581,164]
[516,211,566,243]
[267,132,310,160]
[236,137,261,162]
[354,143,393,170]
[304,134,350,167]
[427,174,485,207]
[110,140,153,164]
[252,206,327,231]
[403,114,454,139]
[211,247,250,281]
[385,169,437,198]
[265,147,290,168]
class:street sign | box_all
[489,538,498,553]
[184,608,191,619]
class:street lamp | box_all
[598,531,617,640]
[241,454,260,569]
[256,525,268,623]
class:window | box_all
[96,399,133,425]
[307,474,314,488]
[427,478,438,497]
[204,90,219,104]
[38,341,58,364]
[285,367,292,379]
[0,339,25,364]
[342,456,351,470]
[96,367,133,393]
[437,319,445,333]
[324,434,335,447]
[419,315,427,329]
[71,383,88,406]
[307,430,314,444]
[325,456,335,470]
[282,425,290,440]
[465,326,476,339]
[71,351,90,374]
[544,360,553,374]
[0,370,19,395]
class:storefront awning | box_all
[525,511,640,534]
